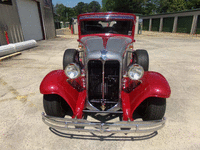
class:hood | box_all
[81,36,132,62]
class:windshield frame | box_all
[77,12,136,41]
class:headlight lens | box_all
[64,63,80,79]
[128,64,144,80]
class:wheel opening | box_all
[44,94,73,117]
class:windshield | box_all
[81,20,133,35]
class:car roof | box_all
[78,12,136,21]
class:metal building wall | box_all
[16,0,44,41]
[151,18,160,31]
[0,0,55,46]
[141,10,200,34]
[143,19,149,30]
[162,17,174,32]
[0,1,24,46]
[39,0,56,39]
[177,16,193,33]
[196,15,200,34]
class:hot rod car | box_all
[41,12,171,133]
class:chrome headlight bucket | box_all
[128,64,144,80]
[64,63,81,79]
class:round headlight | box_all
[64,63,80,79]
[128,64,144,80]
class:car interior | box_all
[81,20,133,35]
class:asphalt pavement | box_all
[0,30,200,150]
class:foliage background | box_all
[53,0,200,22]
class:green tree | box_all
[66,7,76,21]
[104,0,115,11]
[168,0,187,12]
[74,2,88,15]
[157,0,170,13]
[104,0,194,15]
[88,1,101,12]
[74,1,101,15]
[104,0,146,14]
[54,4,67,22]
[157,0,187,13]
[53,4,76,22]
[143,0,158,15]
[186,0,200,9]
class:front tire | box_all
[43,94,66,117]
[63,49,79,70]
[133,49,149,71]
[141,97,166,121]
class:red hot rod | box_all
[40,12,171,133]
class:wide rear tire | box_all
[63,49,79,70]
[134,49,149,71]
[141,97,166,121]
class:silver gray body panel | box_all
[81,36,132,112]
[81,36,132,63]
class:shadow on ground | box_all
[49,127,158,141]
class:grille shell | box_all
[88,60,120,110]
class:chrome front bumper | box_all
[42,112,166,133]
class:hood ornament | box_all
[100,49,108,60]
[101,104,106,111]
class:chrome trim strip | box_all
[119,62,122,99]
[96,101,121,116]
[86,100,120,111]
[79,15,135,20]
[83,110,123,113]
[102,61,105,100]
[85,99,99,111]
[108,100,121,111]
[42,113,166,133]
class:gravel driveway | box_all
[0,31,200,150]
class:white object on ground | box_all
[0,40,37,57]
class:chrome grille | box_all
[88,60,120,110]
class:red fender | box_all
[72,90,87,119]
[121,71,171,120]
[40,70,80,113]
[121,91,133,121]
